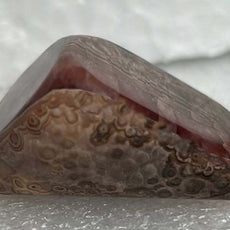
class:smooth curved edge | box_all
[0,36,70,133]
[0,35,230,149]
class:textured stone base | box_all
[0,89,229,198]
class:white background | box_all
[1,0,230,109]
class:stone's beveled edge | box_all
[0,35,230,151]
[0,36,66,134]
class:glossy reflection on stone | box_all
[0,36,230,199]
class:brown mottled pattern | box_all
[0,89,229,198]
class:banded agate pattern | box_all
[0,36,230,198]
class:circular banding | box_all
[0,89,229,199]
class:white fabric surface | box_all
[1,0,230,107]
[0,195,230,230]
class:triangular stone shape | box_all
[0,36,230,198]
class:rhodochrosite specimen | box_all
[0,36,230,198]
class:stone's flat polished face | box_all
[0,89,228,198]
[1,36,230,198]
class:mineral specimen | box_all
[0,36,230,199]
